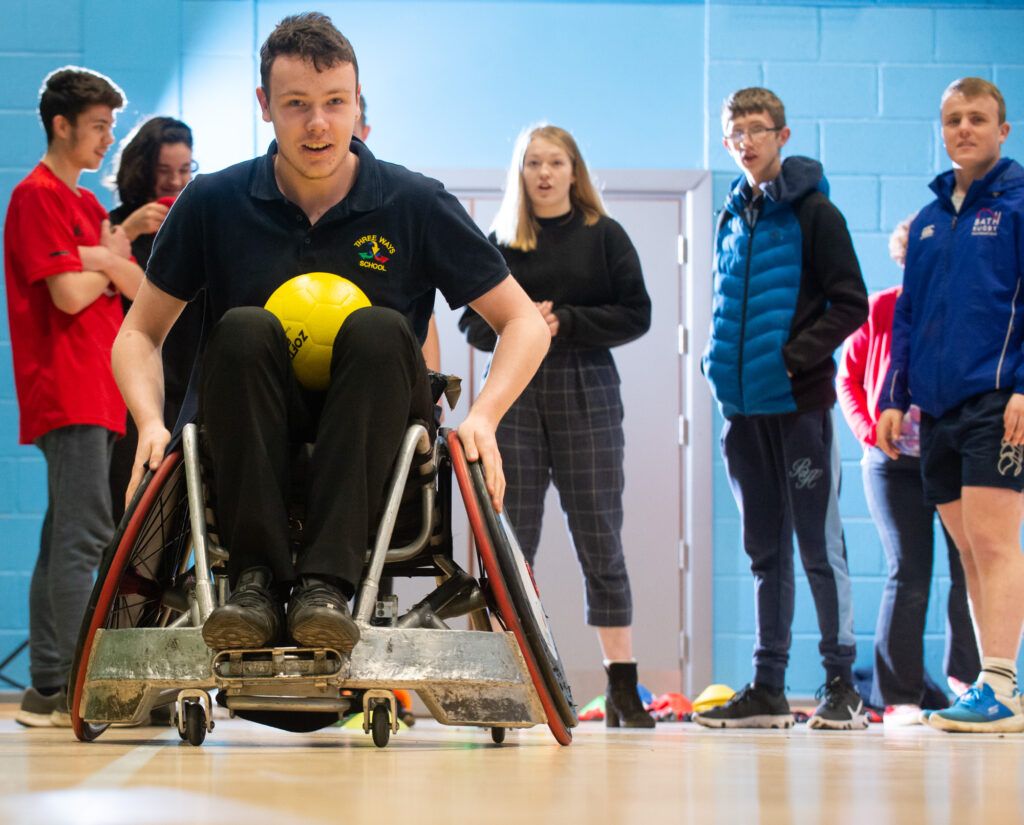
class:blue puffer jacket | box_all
[880,158,1024,418]
[703,157,867,419]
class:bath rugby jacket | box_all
[880,158,1024,418]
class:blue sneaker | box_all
[928,683,1024,733]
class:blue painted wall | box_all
[1,0,1023,695]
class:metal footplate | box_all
[79,625,546,728]
[214,647,345,681]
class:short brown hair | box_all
[39,66,124,145]
[941,77,1006,124]
[260,12,359,93]
[721,87,786,133]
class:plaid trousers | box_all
[497,348,632,626]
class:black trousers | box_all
[200,306,433,592]
[862,448,979,706]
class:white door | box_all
[400,169,713,701]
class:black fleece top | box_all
[459,210,651,352]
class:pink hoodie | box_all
[838,287,901,448]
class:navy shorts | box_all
[919,390,1024,505]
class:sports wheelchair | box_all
[68,414,578,747]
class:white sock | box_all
[978,657,1017,697]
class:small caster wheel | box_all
[490,727,506,745]
[184,701,207,747]
[371,704,390,748]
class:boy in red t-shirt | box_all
[3,66,142,726]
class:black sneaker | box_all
[287,576,361,654]
[202,567,283,649]
[693,683,794,729]
[807,676,869,730]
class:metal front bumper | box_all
[80,625,547,729]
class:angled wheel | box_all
[447,432,577,745]
[371,704,391,748]
[69,447,194,741]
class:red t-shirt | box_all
[3,163,126,444]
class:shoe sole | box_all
[693,713,794,729]
[14,710,56,728]
[928,713,1024,733]
[49,711,72,728]
[202,615,273,650]
[883,716,923,729]
[807,715,869,731]
[289,611,360,654]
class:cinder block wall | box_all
[2,0,1022,695]
[708,1,1024,695]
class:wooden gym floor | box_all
[0,703,1021,825]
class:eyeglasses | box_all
[725,126,782,147]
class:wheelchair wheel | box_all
[184,700,207,747]
[447,432,576,746]
[371,704,390,748]
[69,449,193,742]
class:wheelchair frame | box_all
[69,422,577,747]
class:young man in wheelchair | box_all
[112,12,549,656]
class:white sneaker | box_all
[883,704,923,728]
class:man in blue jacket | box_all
[696,88,869,731]
[879,77,1024,733]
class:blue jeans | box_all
[862,447,980,707]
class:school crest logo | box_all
[972,208,1002,237]
[354,233,395,272]
[920,225,935,240]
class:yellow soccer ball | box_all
[264,272,371,390]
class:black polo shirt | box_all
[146,139,509,342]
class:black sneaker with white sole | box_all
[807,676,869,730]
[693,683,794,729]
[15,687,63,728]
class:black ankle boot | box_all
[605,662,655,728]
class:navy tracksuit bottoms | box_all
[721,408,856,690]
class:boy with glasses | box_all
[878,77,1024,733]
[697,87,869,730]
